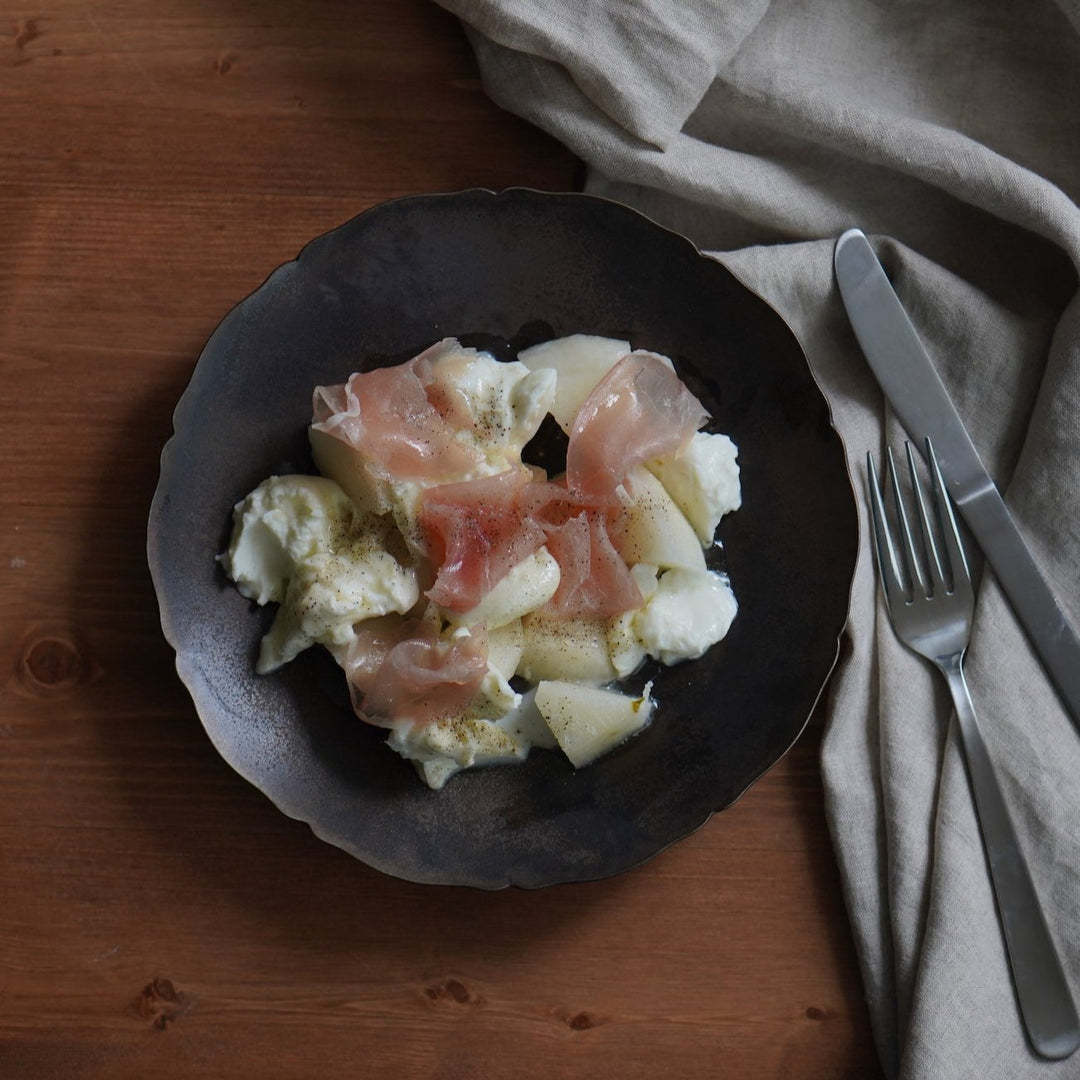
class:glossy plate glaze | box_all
[148,188,857,889]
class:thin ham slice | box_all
[420,472,643,619]
[311,342,483,482]
[420,468,547,613]
[520,479,643,617]
[543,510,643,617]
[341,615,488,727]
[566,351,710,501]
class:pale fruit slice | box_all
[310,426,394,517]
[517,334,632,433]
[607,563,659,677]
[447,548,561,630]
[517,612,617,683]
[535,680,654,768]
[612,467,706,571]
[485,619,526,682]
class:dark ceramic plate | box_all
[148,188,857,889]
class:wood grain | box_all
[0,2,882,1077]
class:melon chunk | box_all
[612,467,706,571]
[535,680,654,768]
[447,548,561,630]
[310,425,395,517]
[517,613,617,683]
[518,334,632,433]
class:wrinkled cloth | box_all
[436,1,1080,1076]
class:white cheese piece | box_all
[634,567,738,665]
[647,432,741,545]
[385,681,559,792]
[387,714,526,790]
[220,475,419,673]
[534,680,654,768]
[420,341,556,467]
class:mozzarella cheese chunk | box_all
[221,475,419,672]
[647,431,741,545]
[634,567,738,666]
[432,345,557,466]
[386,695,560,790]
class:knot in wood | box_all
[424,978,476,1006]
[20,633,83,694]
[567,1011,595,1031]
[128,977,191,1029]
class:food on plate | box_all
[534,680,655,770]
[221,335,741,788]
[221,475,419,673]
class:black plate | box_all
[148,188,857,889]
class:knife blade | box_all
[834,227,1080,732]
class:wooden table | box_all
[1,2,884,1076]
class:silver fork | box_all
[867,439,1080,1061]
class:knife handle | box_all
[945,661,1080,1060]
[959,487,1080,730]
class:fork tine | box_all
[885,446,928,598]
[905,441,948,595]
[925,437,971,588]
[866,452,909,610]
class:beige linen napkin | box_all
[437,1,1080,1076]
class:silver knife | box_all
[834,227,1080,733]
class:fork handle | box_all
[943,658,1080,1060]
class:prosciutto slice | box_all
[341,616,488,727]
[311,344,483,483]
[521,479,643,617]
[566,351,710,501]
[543,510,643,617]
[420,468,547,613]
[419,471,643,619]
